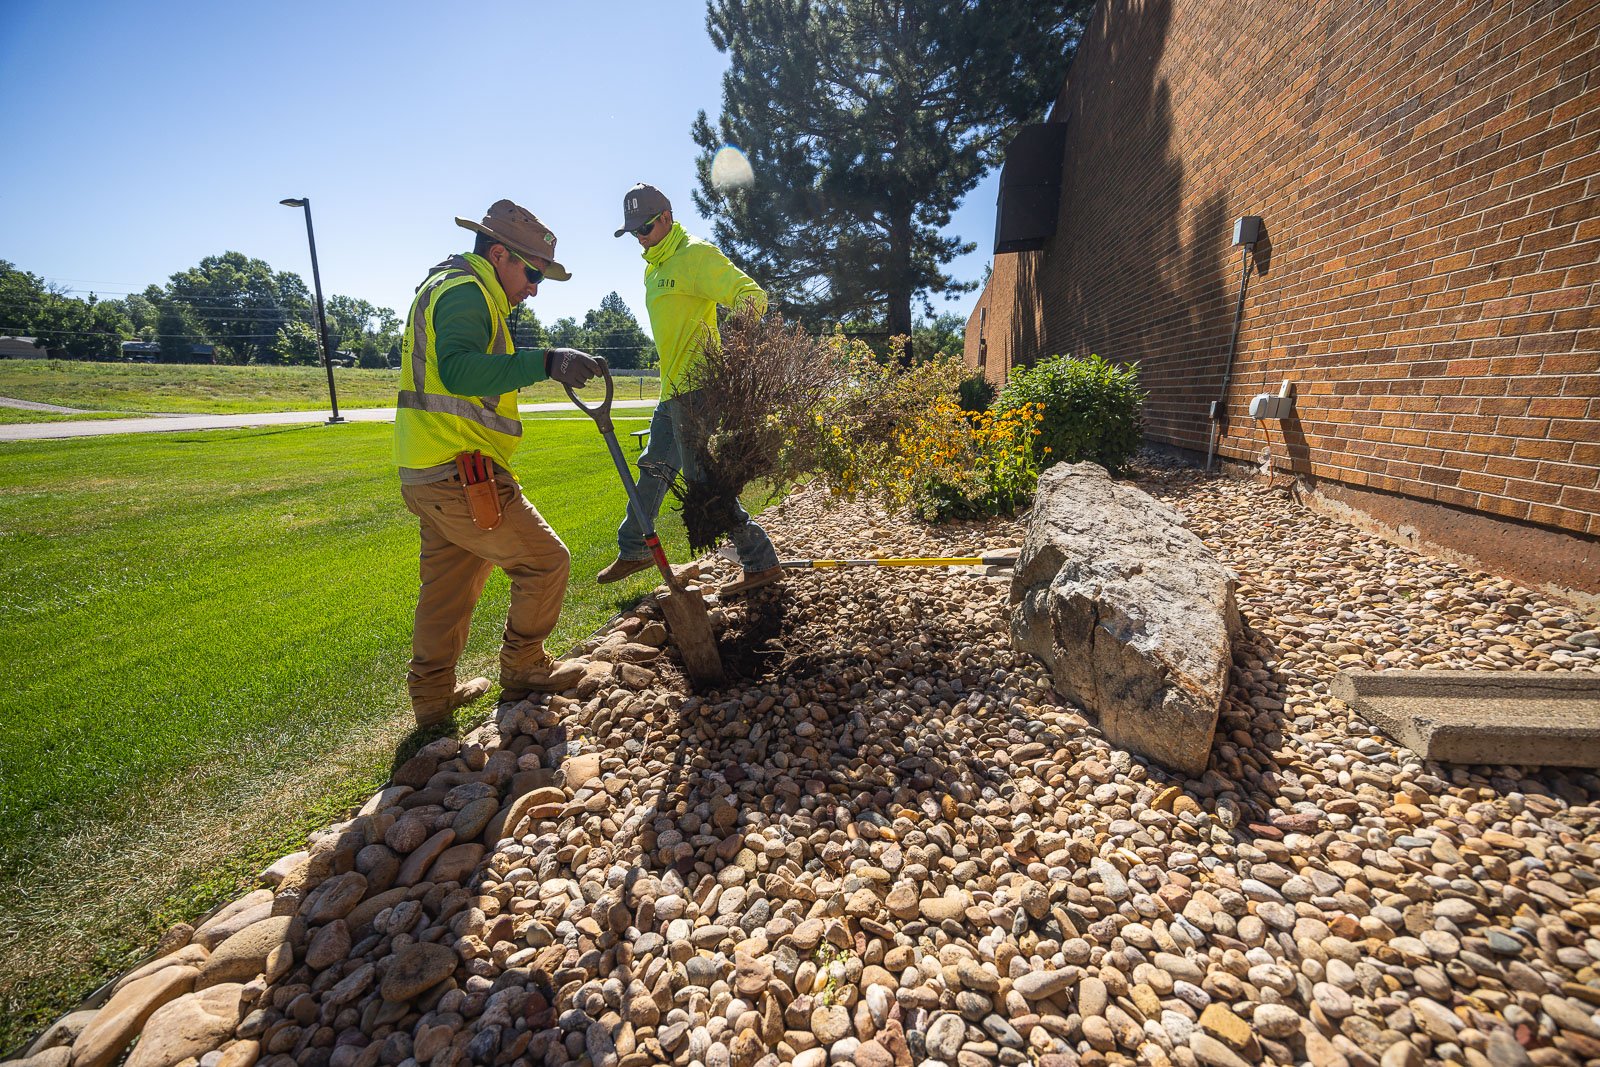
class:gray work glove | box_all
[545,347,606,388]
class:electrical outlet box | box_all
[1234,216,1263,247]
[1249,392,1293,420]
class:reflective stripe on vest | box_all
[394,254,524,472]
[395,389,522,435]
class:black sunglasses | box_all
[509,250,544,285]
[634,213,661,237]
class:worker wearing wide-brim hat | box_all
[595,183,783,596]
[394,199,604,727]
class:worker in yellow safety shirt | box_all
[595,182,783,596]
[394,200,604,726]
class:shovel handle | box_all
[566,369,685,595]
[563,367,615,423]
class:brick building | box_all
[967,0,1598,605]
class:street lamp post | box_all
[279,197,344,424]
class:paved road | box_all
[0,399,657,442]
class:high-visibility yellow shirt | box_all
[642,222,767,398]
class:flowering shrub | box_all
[795,338,1043,522]
[802,338,966,509]
[896,397,1043,521]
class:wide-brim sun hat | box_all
[456,200,571,281]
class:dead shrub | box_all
[668,309,842,551]
[666,311,967,550]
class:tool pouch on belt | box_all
[455,451,504,530]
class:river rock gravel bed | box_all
[16,462,1600,1067]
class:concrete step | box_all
[1332,668,1600,767]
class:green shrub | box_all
[995,353,1145,474]
[957,371,996,412]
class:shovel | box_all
[565,371,726,687]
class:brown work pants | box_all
[401,475,570,707]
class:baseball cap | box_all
[614,183,671,238]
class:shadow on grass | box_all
[386,718,468,784]
[149,426,319,445]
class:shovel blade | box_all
[659,586,725,687]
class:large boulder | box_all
[1010,463,1239,776]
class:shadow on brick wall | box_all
[1277,411,1313,479]
[1007,251,1042,377]
[1001,0,1264,457]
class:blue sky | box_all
[0,0,1000,337]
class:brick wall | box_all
[969,0,1600,541]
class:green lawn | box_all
[0,360,661,420]
[0,417,700,1046]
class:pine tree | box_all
[692,0,1092,348]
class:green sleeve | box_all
[433,284,549,395]
[688,244,768,316]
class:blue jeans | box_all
[617,393,779,571]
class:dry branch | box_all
[667,312,966,550]
[668,309,841,551]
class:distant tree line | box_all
[0,256,657,370]
[508,291,657,371]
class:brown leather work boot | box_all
[719,565,784,597]
[412,676,491,728]
[596,556,654,584]
[501,653,585,701]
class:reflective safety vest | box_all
[393,253,523,474]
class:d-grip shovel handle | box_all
[562,368,615,427]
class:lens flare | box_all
[710,145,755,194]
